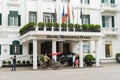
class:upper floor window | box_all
[0,14,2,25]
[8,11,21,26]
[82,15,90,25]
[102,15,114,28]
[61,0,70,3]
[82,0,90,4]
[29,12,37,24]
[102,0,115,4]
[43,0,56,2]
[43,13,54,23]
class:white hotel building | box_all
[0,0,120,69]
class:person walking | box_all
[11,55,16,71]
[72,55,75,68]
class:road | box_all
[0,64,120,80]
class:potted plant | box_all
[27,22,35,31]
[116,53,120,63]
[61,23,67,31]
[88,24,95,31]
[38,22,45,30]
[84,54,95,67]
[94,24,101,32]
[82,24,88,31]
[39,54,44,65]
[74,23,81,31]
[45,22,53,31]
[68,23,74,31]
[53,22,59,31]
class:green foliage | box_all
[38,22,45,27]
[94,24,101,29]
[84,54,94,61]
[53,22,59,27]
[82,24,88,30]
[19,22,35,33]
[68,23,74,28]
[45,22,53,27]
[22,60,26,65]
[2,61,6,65]
[61,23,67,27]
[74,23,80,28]
[89,24,95,29]
[7,61,11,65]
[39,54,44,62]
[26,60,30,65]
[17,60,21,64]
[116,53,120,59]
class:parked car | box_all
[57,52,78,66]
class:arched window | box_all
[10,40,22,55]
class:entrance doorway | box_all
[105,44,112,57]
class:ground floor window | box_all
[10,40,22,55]
[105,44,112,57]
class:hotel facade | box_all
[0,0,120,69]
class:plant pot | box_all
[39,27,44,31]
[61,27,67,31]
[46,27,52,31]
[54,27,59,31]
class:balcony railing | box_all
[102,28,120,35]
[20,26,101,36]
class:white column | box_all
[79,41,84,67]
[33,39,38,69]
[95,40,100,67]
[52,40,57,62]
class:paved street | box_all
[0,63,120,80]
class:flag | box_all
[80,8,83,19]
[67,3,70,23]
[62,6,66,23]
[54,8,57,22]
[72,8,74,22]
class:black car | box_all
[57,52,77,66]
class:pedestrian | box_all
[72,55,75,68]
[11,55,16,71]
[75,58,79,68]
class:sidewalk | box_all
[0,62,120,72]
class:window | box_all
[102,0,115,4]
[43,0,56,2]
[10,40,22,55]
[0,45,1,55]
[82,0,90,4]
[82,15,90,25]
[102,16,114,28]
[43,13,54,23]
[8,11,21,26]
[61,0,70,2]
[83,41,90,53]
[29,12,37,23]
[0,14,2,25]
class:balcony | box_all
[102,28,120,35]
[7,0,20,6]
[100,3,118,12]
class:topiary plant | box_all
[84,54,94,66]
[115,53,120,63]
[2,61,6,65]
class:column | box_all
[33,39,38,69]
[95,40,100,67]
[79,41,84,67]
[52,40,57,62]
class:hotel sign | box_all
[47,35,91,40]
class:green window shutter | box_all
[111,0,115,4]
[88,0,90,4]
[0,45,1,55]
[102,16,105,27]
[8,15,10,26]
[10,45,14,55]
[20,45,22,55]
[102,0,104,3]
[88,15,90,24]
[9,11,18,16]
[0,14,2,25]
[111,16,114,28]
[18,15,21,26]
